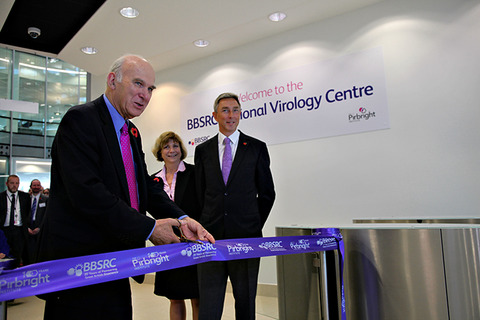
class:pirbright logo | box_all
[348,107,376,122]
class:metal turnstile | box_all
[277,223,480,320]
[276,227,342,320]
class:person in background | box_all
[194,92,276,320]
[151,131,201,320]
[0,175,31,267]
[0,229,10,259]
[42,188,50,197]
[36,54,214,320]
[27,179,48,263]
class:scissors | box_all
[176,219,203,244]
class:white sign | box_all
[0,98,39,113]
[180,47,389,154]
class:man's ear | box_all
[107,72,116,89]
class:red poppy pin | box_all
[153,177,160,183]
[243,142,247,145]
[131,127,138,138]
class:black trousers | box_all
[43,278,132,320]
[198,258,260,320]
[1,226,26,267]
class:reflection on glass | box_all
[0,47,89,171]
[0,47,12,117]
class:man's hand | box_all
[149,219,182,245]
[148,217,215,246]
[179,217,215,244]
[28,227,40,235]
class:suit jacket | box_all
[151,162,201,220]
[28,193,48,230]
[0,190,31,234]
[37,96,185,263]
[194,131,275,240]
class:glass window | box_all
[0,46,88,168]
[46,58,87,138]
[0,48,12,117]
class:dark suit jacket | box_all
[194,131,275,240]
[151,162,201,299]
[28,193,48,230]
[151,162,201,220]
[37,96,185,263]
[0,190,31,233]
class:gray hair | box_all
[213,92,241,112]
[109,54,147,82]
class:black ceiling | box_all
[0,0,105,55]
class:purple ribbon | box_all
[0,231,344,319]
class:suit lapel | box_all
[208,135,225,186]
[174,168,189,204]
[227,132,248,185]
[97,99,131,203]
[128,122,147,211]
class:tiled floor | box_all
[5,279,279,319]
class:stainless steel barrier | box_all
[277,224,480,320]
[276,227,342,320]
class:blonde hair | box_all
[152,131,187,162]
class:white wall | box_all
[92,0,480,285]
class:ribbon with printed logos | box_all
[0,230,344,319]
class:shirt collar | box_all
[103,94,127,133]
[7,190,17,197]
[155,160,186,178]
[218,130,240,145]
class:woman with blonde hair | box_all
[151,131,200,320]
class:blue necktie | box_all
[31,197,37,225]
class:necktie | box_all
[31,197,37,225]
[9,194,15,226]
[222,137,232,185]
[121,123,139,211]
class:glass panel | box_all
[0,47,12,117]
[0,48,88,162]
[0,156,8,186]
[12,52,46,124]
[46,58,87,137]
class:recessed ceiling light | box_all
[194,39,209,48]
[120,7,139,18]
[81,47,98,55]
[269,12,287,22]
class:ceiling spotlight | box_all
[269,12,287,22]
[194,39,209,48]
[120,7,139,18]
[81,47,98,55]
[28,27,41,39]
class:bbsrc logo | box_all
[188,135,210,146]
[181,242,217,258]
[258,241,285,251]
[67,258,117,277]
[349,107,376,122]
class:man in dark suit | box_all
[0,174,31,267]
[26,179,48,264]
[37,55,214,320]
[194,92,276,320]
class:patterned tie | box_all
[222,137,232,185]
[31,196,37,225]
[9,194,15,226]
[121,123,139,211]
